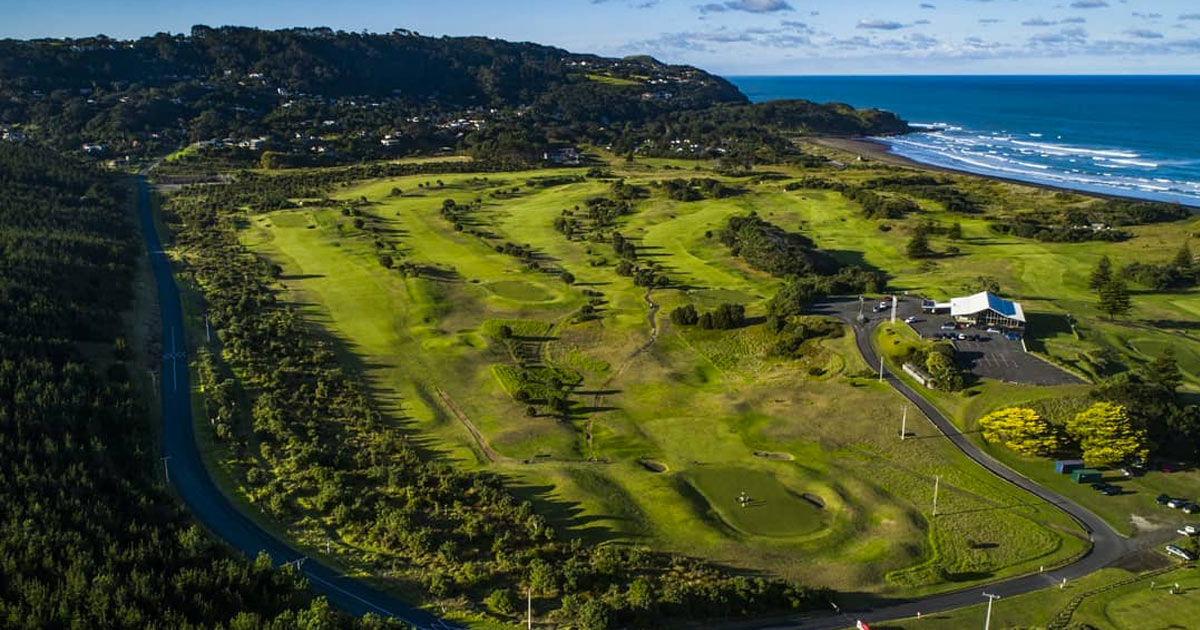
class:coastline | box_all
[807,136,1198,208]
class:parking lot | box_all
[880,297,1084,386]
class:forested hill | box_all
[0,27,906,163]
[0,142,400,629]
[0,27,745,106]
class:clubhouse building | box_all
[922,291,1026,330]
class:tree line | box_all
[0,142,400,629]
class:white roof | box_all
[950,291,1025,323]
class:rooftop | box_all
[950,291,1025,323]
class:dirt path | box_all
[586,289,659,457]
[435,386,519,464]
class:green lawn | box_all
[228,163,1097,599]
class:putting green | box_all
[1082,573,1200,630]
[486,279,554,302]
[687,466,825,538]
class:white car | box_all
[1178,525,1198,537]
[905,316,919,324]
[1166,544,1197,561]
[986,327,1001,334]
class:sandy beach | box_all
[806,135,1185,206]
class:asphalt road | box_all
[135,176,456,630]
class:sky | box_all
[6,0,1200,75]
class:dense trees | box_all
[1121,242,1199,291]
[1092,353,1200,460]
[0,27,907,168]
[670,303,746,330]
[0,143,390,629]
[719,213,836,278]
[165,167,828,627]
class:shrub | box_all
[979,408,1063,456]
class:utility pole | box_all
[161,456,171,484]
[982,592,1000,630]
[205,315,211,344]
[878,355,885,382]
[900,405,908,440]
[932,475,940,516]
[326,538,331,555]
[891,295,897,324]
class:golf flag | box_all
[856,621,870,630]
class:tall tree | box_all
[1088,255,1113,291]
[1067,402,1149,467]
[1146,348,1183,396]
[1098,277,1132,320]
[1173,242,1194,269]
[906,229,932,259]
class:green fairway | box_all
[221,151,1200,602]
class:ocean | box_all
[729,75,1200,207]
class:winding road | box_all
[136,175,456,630]
[756,297,1136,629]
[139,164,1145,630]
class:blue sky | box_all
[6,0,1200,74]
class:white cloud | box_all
[1125,28,1164,39]
[857,19,906,30]
[697,0,792,13]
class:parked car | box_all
[1099,485,1121,496]
[1168,497,1188,509]
[940,322,956,331]
[1157,494,1174,506]
[986,327,1001,334]
[905,316,919,324]
[1004,332,1023,341]
[1179,525,1198,536]
[1165,544,1197,561]
[1184,503,1200,514]
[957,333,968,341]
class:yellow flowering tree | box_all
[979,407,1063,456]
[1066,402,1149,467]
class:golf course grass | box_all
[223,149,1199,602]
